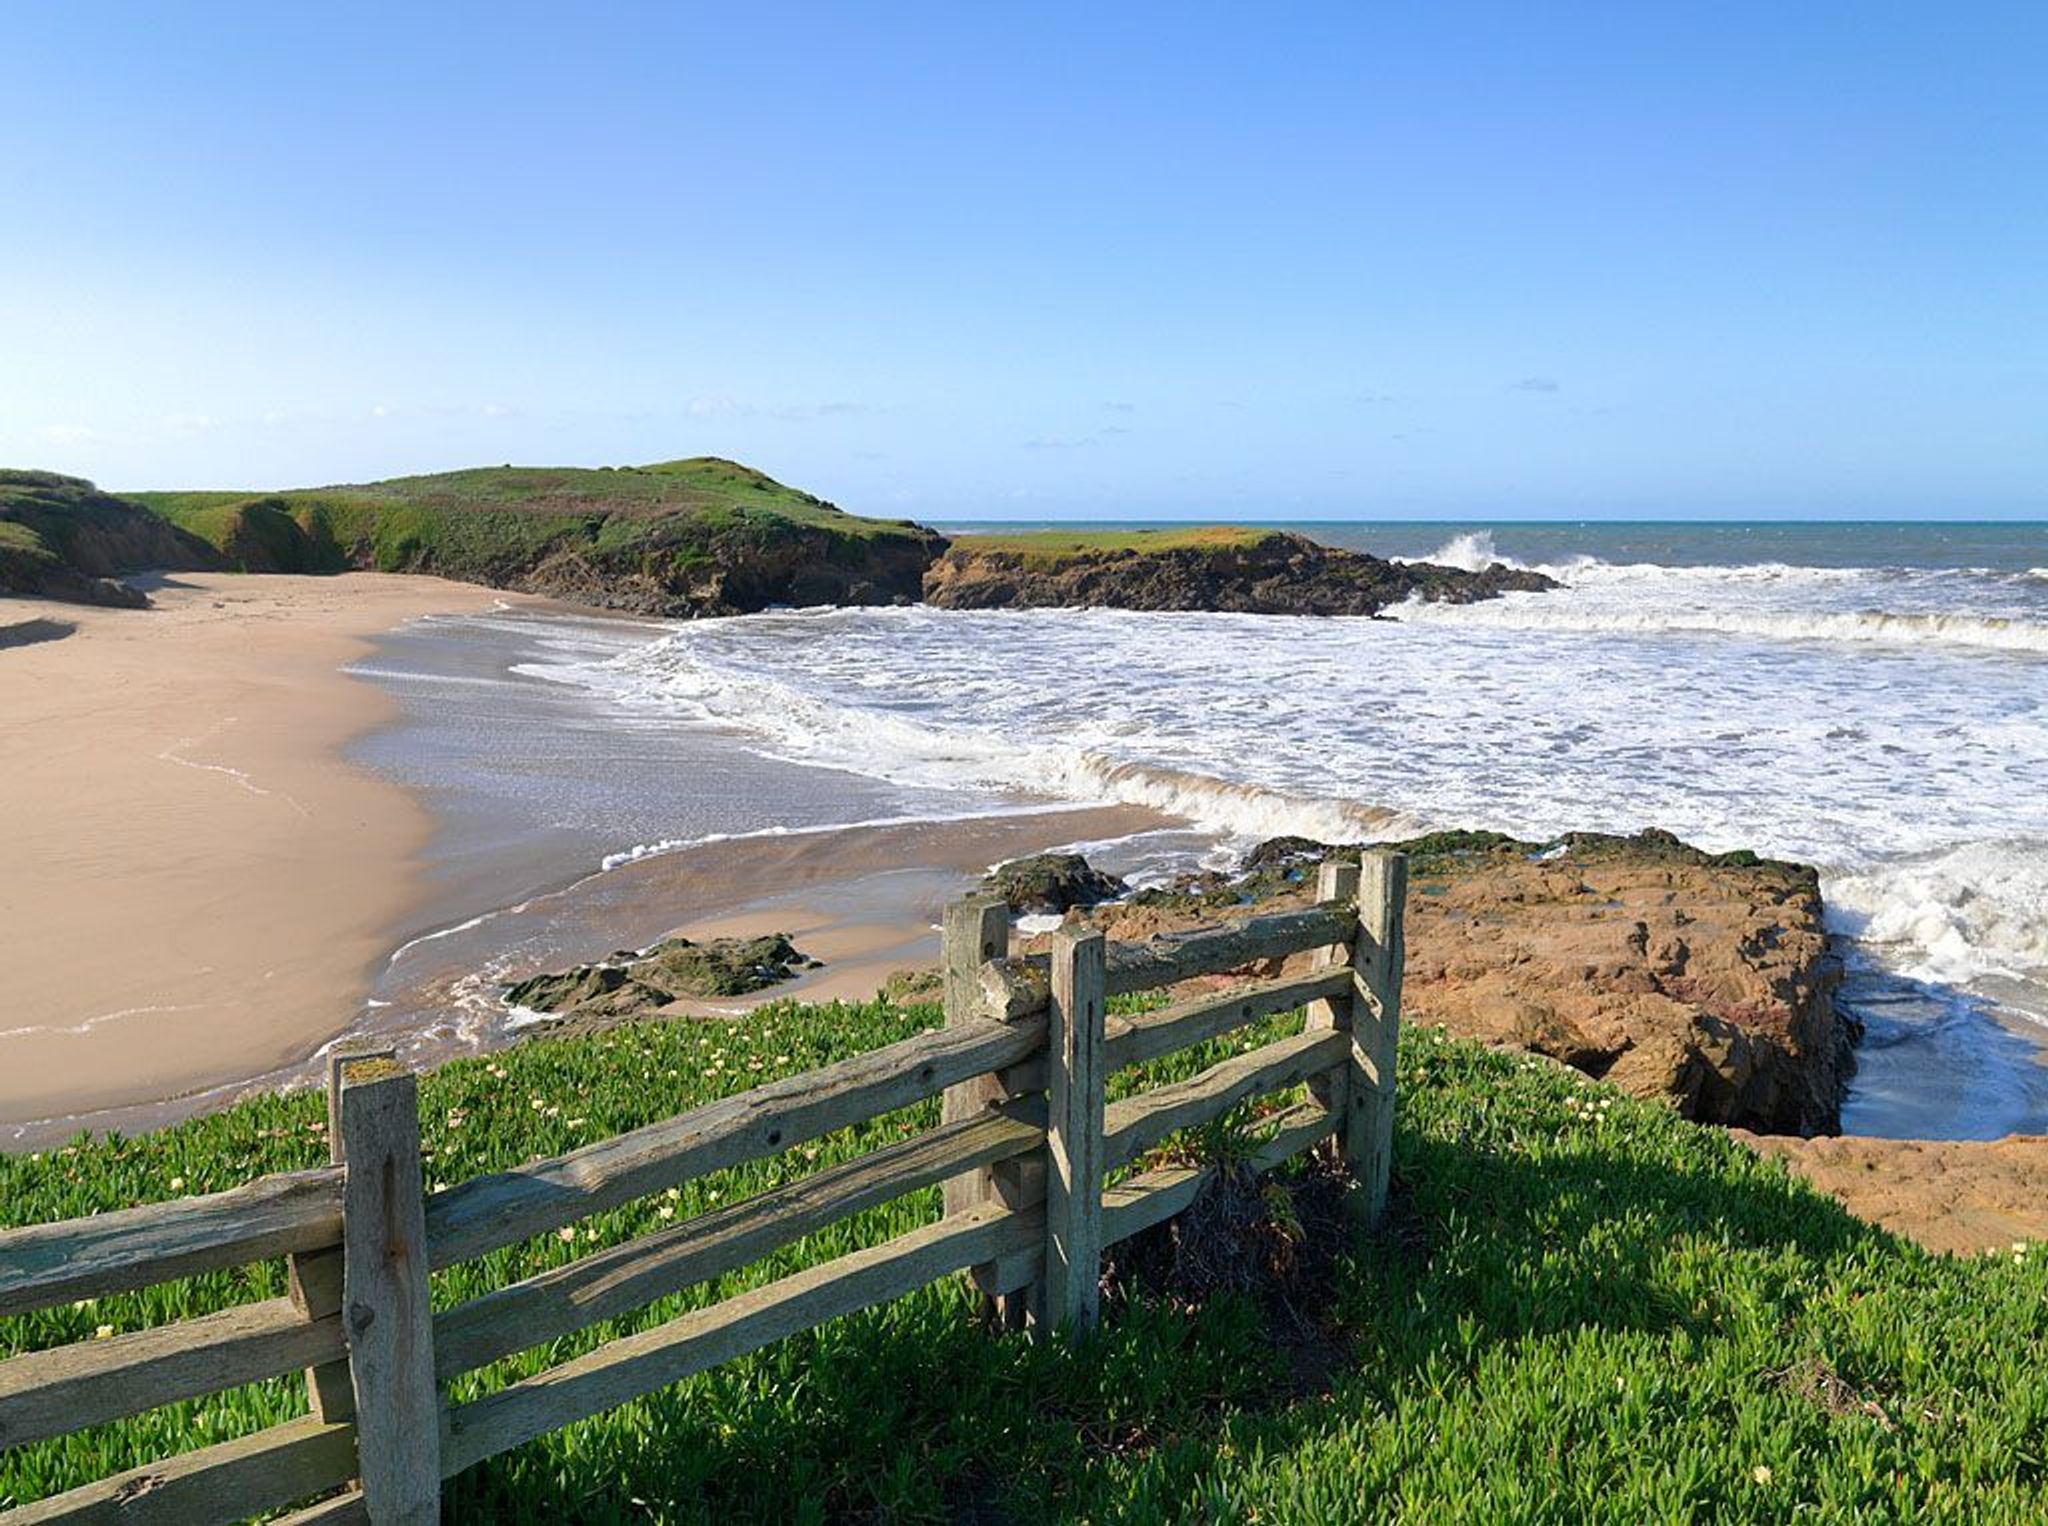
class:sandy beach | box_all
[0,573,525,1134]
[0,581,1183,1144]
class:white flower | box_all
[1752,1466,1773,1485]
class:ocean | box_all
[353,521,2048,1140]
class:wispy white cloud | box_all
[1508,377,1561,393]
[37,423,96,447]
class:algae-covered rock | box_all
[504,932,815,1022]
[881,966,944,1004]
[983,853,1128,915]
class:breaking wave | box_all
[1830,840,2048,993]
[1393,597,2048,654]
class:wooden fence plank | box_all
[975,905,1358,1021]
[0,1169,343,1319]
[1102,1028,1349,1173]
[1343,851,1408,1225]
[440,1201,1042,1478]
[274,1490,370,1525]
[424,1013,1044,1268]
[4,1415,358,1526]
[1113,967,1349,1074]
[1102,906,1357,997]
[1001,967,1351,1094]
[338,1059,440,1524]
[288,1246,353,1422]
[434,1107,1044,1379]
[1040,926,1106,1337]
[0,1296,342,1449]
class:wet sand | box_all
[367,804,1171,1050]
[0,573,527,1138]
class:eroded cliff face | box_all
[0,471,220,607]
[1077,830,1854,1136]
[508,518,942,617]
[922,531,1556,615]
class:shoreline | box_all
[6,581,2042,1158]
[0,573,530,1138]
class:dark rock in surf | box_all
[504,932,814,1022]
[983,853,1129,915]
[923,529,1557,617]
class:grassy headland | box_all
[4,997,2042,1521]
[129,457,943,615]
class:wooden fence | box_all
[0,854,1406,1524]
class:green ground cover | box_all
[3,998,2042,1522]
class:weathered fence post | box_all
[1039,924,1106,1338]
[288,1047,395,1429]
[1345,851,1407,1225]
[338,1056,441,1523]
[939,893,1036,1326]
[1305,858,1362,1137]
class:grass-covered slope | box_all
[133,458,945,615]
[0,471,219,607]
[4,1000,2042,1521]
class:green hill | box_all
[0,470,218,606]
[130,457,945,615]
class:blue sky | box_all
[2,3,2043,520]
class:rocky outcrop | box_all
[1739,1132,2048,1255]
[505,933,816,1024]
[1395,836,1851,1135]
[1,471,219,607]
[1076,829,1854,1136]
[982,853,1129,915]
[923,531,1555,616]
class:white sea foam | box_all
[1828,842,2048,992]
[1407,530,1505,572]
[594,802,1096,873]
[1394,596,2048,654]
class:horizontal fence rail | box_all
[0,855,1405,1523]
